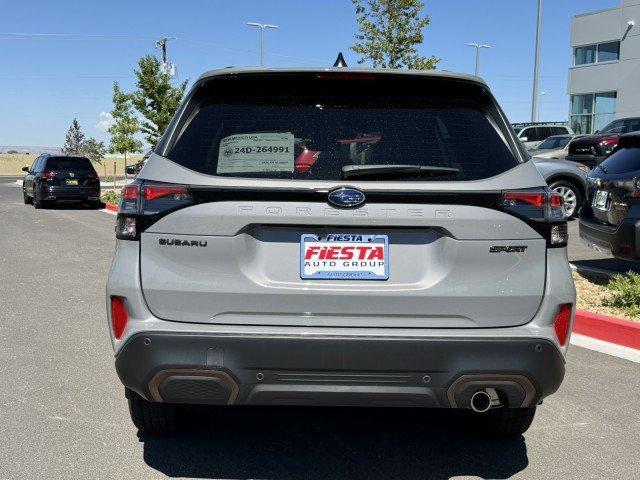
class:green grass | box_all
[605,271,640,318]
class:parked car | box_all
[512,123,573,150]
[529,134,586,160]
[107,68,575,437]
[530,156,588,219]
[22,154,100,208]
[579,132,640,261]
[566,117,640,168]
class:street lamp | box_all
[246,22,279,66]
[467,43,491,76]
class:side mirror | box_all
[520,137,529,142]
[21,166,29,172]
[125,165,136,175]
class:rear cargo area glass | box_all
[165,73,519,181]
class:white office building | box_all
[568,0,640,133]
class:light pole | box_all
[467,43,491,76]
[246,22,279,66]
[531,0,543,122]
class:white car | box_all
[529,134,586,160]
[513,124,574,150]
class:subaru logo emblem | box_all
[328,188,365,208]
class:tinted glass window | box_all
[575,45,596,65]
[598,41,620,62]
[166,74,520,182]
[598,148,640,174]
[45,157,95,172]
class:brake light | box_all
[41,171,57,180]
[115,181,194,241]
[500,189,568,247]
[600,136,618,155]
[143,185,189,201]
[88,173,99,181]
[110,296,128,340]
[553,304,573,347]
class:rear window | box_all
[165,73,520,181]
[45,157,95,172]
[599,147,640,174]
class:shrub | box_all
[604,271,640,317]
[101,189,121,205]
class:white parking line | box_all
[571,333,640,363]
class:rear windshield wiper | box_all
[341,164,460,179]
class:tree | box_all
[81,137,107,164]
[130,55,187,147]
[351,0,439,70]
[62,118,86,154]
[108,82,143,165]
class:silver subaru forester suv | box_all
[107,68,575,437]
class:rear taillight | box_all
[500,188,568,247]
[116,181,194,240]
[41,171,57,180]
[599,136,618,155]
[88,173,99,181]
[553,304,573,347]
[633,178,640,197]
[110,296,128,340]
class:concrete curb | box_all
[574,309,640,350]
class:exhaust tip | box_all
[470,390,493,413]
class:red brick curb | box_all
[105,203,118,212]
[574,309,640,350]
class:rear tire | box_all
[33,188,43,209]
[23,188,32,205]
[549,179,582,219]
[126,389,181,434]
[473,407,537,437]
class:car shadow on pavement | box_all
[41,201,104,211]
[140,406,528,479]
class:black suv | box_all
[22,154,101,208]
[567,117,640,168]
[579,132,640,261]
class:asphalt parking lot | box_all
[0,176,639,480]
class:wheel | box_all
[23,187,32,205]
[33,187,43,209]
[549,180,582,219]
[126,389,181,434]
[472,407,537,437]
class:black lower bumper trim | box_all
[115,332,565,408]
[579,215,640,260]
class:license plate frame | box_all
[593,189,609,211]
[300,233,389,280]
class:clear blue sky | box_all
[0,0,619,147]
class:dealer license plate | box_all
[66,179,79,186]
[300,233,389,280]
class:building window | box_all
[573,41,620,65]
[570,91,617,134]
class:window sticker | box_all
[217,132,295,173]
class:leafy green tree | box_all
[108,82,143,165]
[81,137,107,164]
[131,55,187,147]
[351,0,439,69]
[62,118,86,154]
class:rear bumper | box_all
[579,215,640,260]
[566,154,605,168]
[116,332,565,409]
[41,185,100,200]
